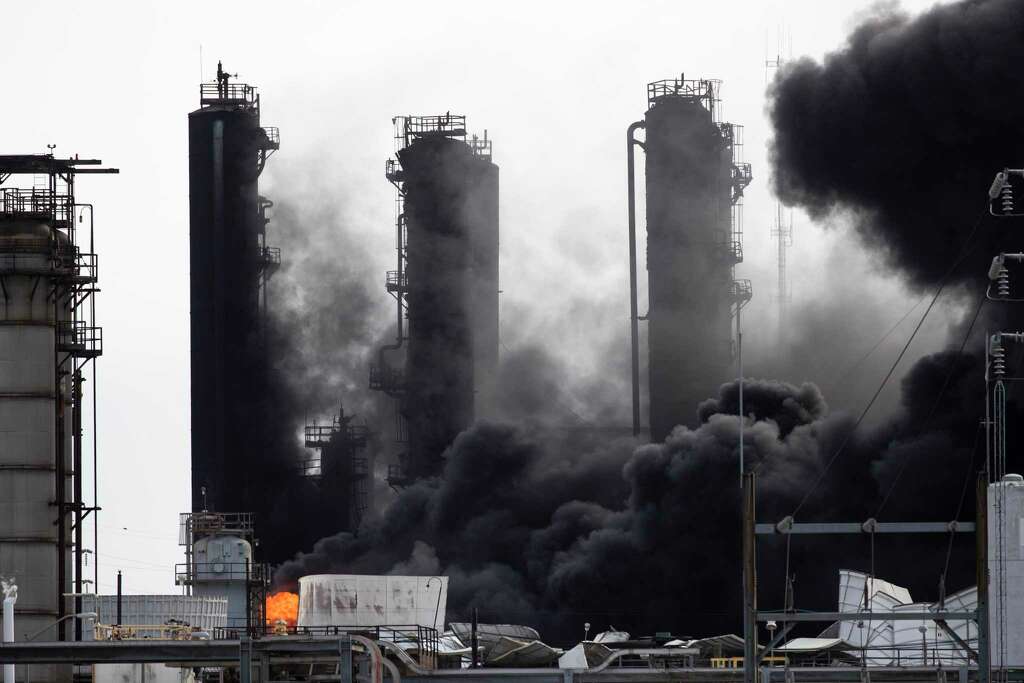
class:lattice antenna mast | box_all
[766,49,794,341]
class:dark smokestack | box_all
[373,116,499,482]
[642,76,750,441]
[188,65,281,514]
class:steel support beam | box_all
[0,637,355,665]
[757,623,795,664]
[757,611,975,622]
[935,620,979,662]
[742,473,757,683]
[755,521,974,535]
[0,640,241,664]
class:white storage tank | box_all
[988,473,1024,668]
[297,574,447,630]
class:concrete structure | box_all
[640,76,750,441]
[297,575,448,630]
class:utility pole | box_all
[743,472,757,683]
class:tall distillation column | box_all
[637,76,751,442]
[188,62,280,514]
[372,116,498,484]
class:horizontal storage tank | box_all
[297,574,447,630]
[80,594,228,637]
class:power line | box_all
[791,207,988,518]
[874,289,986,517]
[829,296,927,388]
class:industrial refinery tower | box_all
[627,76,752,441]
[372,115,499,485]
[188,63,280,513]
[302,404,371,530]
[0,153,116,678]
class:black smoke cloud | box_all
[271,0,1024,643]
[769,0,1024,290]
[275,368,984,643]
[239,184,392,563]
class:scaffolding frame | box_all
[0,152,117,642]
[302,404,371,527]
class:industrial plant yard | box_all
[1,1,1023,683]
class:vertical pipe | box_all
[116,571,122,626]
[626,121,645,438]
[88,206,99,603]
[55,292,67,642]
[3,586,16,683]
[471,607,479,668]
[977,472,990,683]
[212,118,225,509]
[245,559,252,638]
[73,371,83,641]
[742,472,757,683]
[738,301,744,484]
[985,337,991,480]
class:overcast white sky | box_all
[0,0,952,595]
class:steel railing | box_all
[647,77,722,121]
[368,363,406,394]
[200,82,257,106]
[56,321,102,357]
[0,188,74,222]
[175,561,268,586]
[385,270,407,293]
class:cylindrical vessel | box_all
[0,217,73,681]
[397,137,499,478]
[191,534,253,625]
[644,95,734,440]
[188,105,264,515]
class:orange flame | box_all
[266,591,299,626]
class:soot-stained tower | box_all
[189,62,280,513]
[372,115,499,485]
[628,75,752,442]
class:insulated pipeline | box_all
[626,121,645,438]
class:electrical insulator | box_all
[998,266,1011,298]
[992,336,1006,378]
[1002,182,1014,215]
